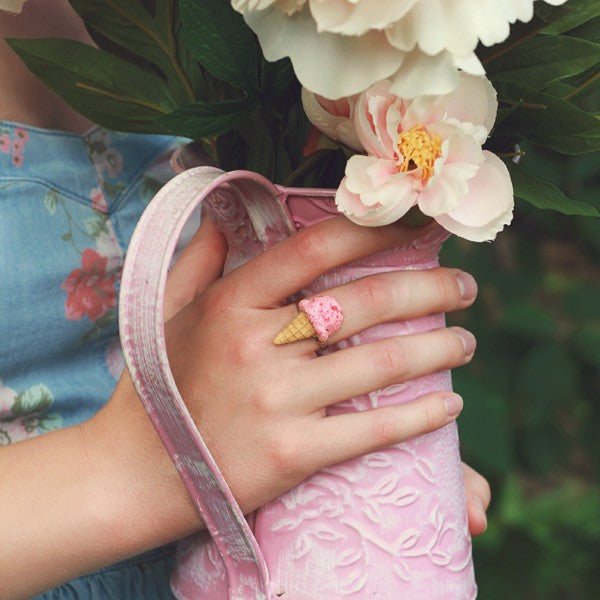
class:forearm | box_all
[0,373,202,600]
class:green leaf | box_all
[261,57,295,98]
[69,0,199,104]
[7,38,175,133]
[61,232,72,241]
[238,112,277,180]
[507,161,599,216]
[570,16,600,43]
[487,36,600,90]
[179,0,258,92]
[494,80,600,154]
[541,0,600,34]
[156,98,256,138]
[11,384,54,417]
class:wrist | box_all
[81,371,204,557]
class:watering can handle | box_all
[119,166,294,599]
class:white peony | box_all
[232,0,569,99]
[0,0,28,13]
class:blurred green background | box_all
[442,147,600,599]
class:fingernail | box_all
[452,327,476,356]
[443,393,463,418]
[456,271,477,302]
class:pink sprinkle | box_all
[299,295,344,344]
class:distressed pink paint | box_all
[119,167,476,600]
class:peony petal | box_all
[345,155,404,208]
[437,127,486,167]
[435,205,513,242]
[434,151,514,241]
[444,74,497,138]
[402,95,450,130]
[452,52,485,76]
[354,81,397,157]
[418,162,479,217]
[244,6,403,99]
[309,0,418,36]
[301,88,364,150]
[388,48,460,98]
[336,175,417,226]
[345,155,386,202]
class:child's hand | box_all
[158,214,480,517]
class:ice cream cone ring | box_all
[273,295,344,347]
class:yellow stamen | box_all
[397,126,442,184]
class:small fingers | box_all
[463,463,491,536]
[299,327,476,411]
[164,213,227,321]
[306,392,463,470]
[273,268,477,350]
[225,217,435,308]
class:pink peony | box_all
[335,74,514,242]
[61,248,117,321]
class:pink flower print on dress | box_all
[0,134,10,154]
[90,186,108,213]
[0,382,31,445]
[62,248,117,321]
[9,128,28,167]
[14,127,30,143]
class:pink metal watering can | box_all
[119,164,476,599]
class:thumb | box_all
[163,210,227,321]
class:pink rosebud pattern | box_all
[0,126,29,167]
[61,248,117,321]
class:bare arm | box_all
[1,214,487,599]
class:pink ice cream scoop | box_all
[273,295,344,346]
[299,295,343,343]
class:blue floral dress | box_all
[0,121,193,599]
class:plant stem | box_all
[498,151,527,158]
[502,100,547,111]
[75,83,169,114]
[482,27,541,64]
[563,69,600,100]
[283,150,331,187]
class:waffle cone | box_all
[273,311,316,345]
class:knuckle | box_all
[440,330,466,364]
[422,398,445,432]
[266,430,301,475]
[249,388,280,416]
[374,339,408,382]
[370,410,399,448]
[357,276,393,314]
[432,269,460,306]
[292,228,328,268]
[200,282,230,317]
